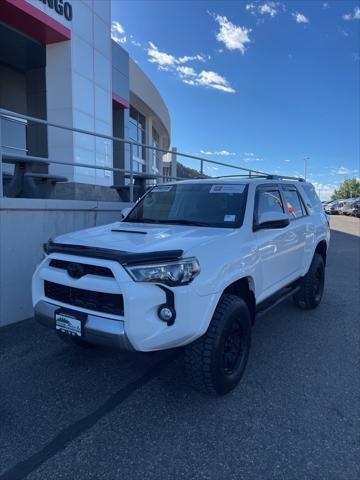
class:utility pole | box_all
[303,156,310,181]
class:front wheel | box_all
[184,294,252,396]
[293,253,325,309]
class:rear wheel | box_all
[293,253,325,309]
[184,294,251,396]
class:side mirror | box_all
[121,207,132,220]
[254,212,290,231]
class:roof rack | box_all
[214,174,305,182]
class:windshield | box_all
[125,183,248,228]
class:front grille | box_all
[49,259,113,278]
[44,281,124,316]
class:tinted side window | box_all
[255,189,284,223]
[301,183,322,209]
[283,189,305,218]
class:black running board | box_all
[256,284,301,319]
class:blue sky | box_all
[111,0,360,199]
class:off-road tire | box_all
[184,294,252,396]
[293,253,325,310]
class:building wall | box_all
[112,42,129,104]
[129,59,170,144]
[129,59,171,177]
[112,42,129,186]
[36,0,114,187]
[0,197,131,326]
[1,1,172,194]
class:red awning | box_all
[0,0,71,44]
[112,93,129,109]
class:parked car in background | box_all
[325,198,360,216]
[342,198,360,217]
[338,199,353,215]
[325,200,342,215]
[351,200,360,218]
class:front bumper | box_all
[33,253,219,352]
[34,300,134,351]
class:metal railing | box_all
[0,108,273,201]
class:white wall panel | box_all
[94,50,111,90]
[72,35,94,80]
[94,14,111,59]
[72,0,93,45]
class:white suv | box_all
[33,177,330,395]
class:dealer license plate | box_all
[55,312,82,337]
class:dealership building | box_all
[0,0,175,326]
[0,0,174,200]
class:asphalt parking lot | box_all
[1,216,359,480]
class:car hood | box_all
[52,221,233,255]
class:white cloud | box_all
[148,42,177,66]
[176,66,197,77]
[147,43,235,93]
[338,27,349,37]
[284,159,291,162]
[178,54,209,63]
[293,12,309,24]
[111,21,127,44]
[195,70,235,92]
[130,38,141,47]
[322,2,329,9]
[200,149,237,156]
[180,69,236,93]
[246,2,280,17]
[147,43,211,68]
[211,14,251,54]
[204,165,220,172]
[343,7,360,21]
[242,152,263,162]
[332,166,358,175]
[243,156,264,162]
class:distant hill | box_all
[176,162,210,180]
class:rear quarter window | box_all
[301,183,322,209]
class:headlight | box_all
[124,257,200,286]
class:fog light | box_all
[158,305,176,325]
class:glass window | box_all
[152,127,160,173]
[129,106,146,161]
[125,183,248,228]
[282,188,306,218]
[301,183,322,209]
[255,189,284,223]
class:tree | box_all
[177,162,210,179]
[331,178,360,200]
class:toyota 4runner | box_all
[33,177,330,395]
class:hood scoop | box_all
[111,228,147,235]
